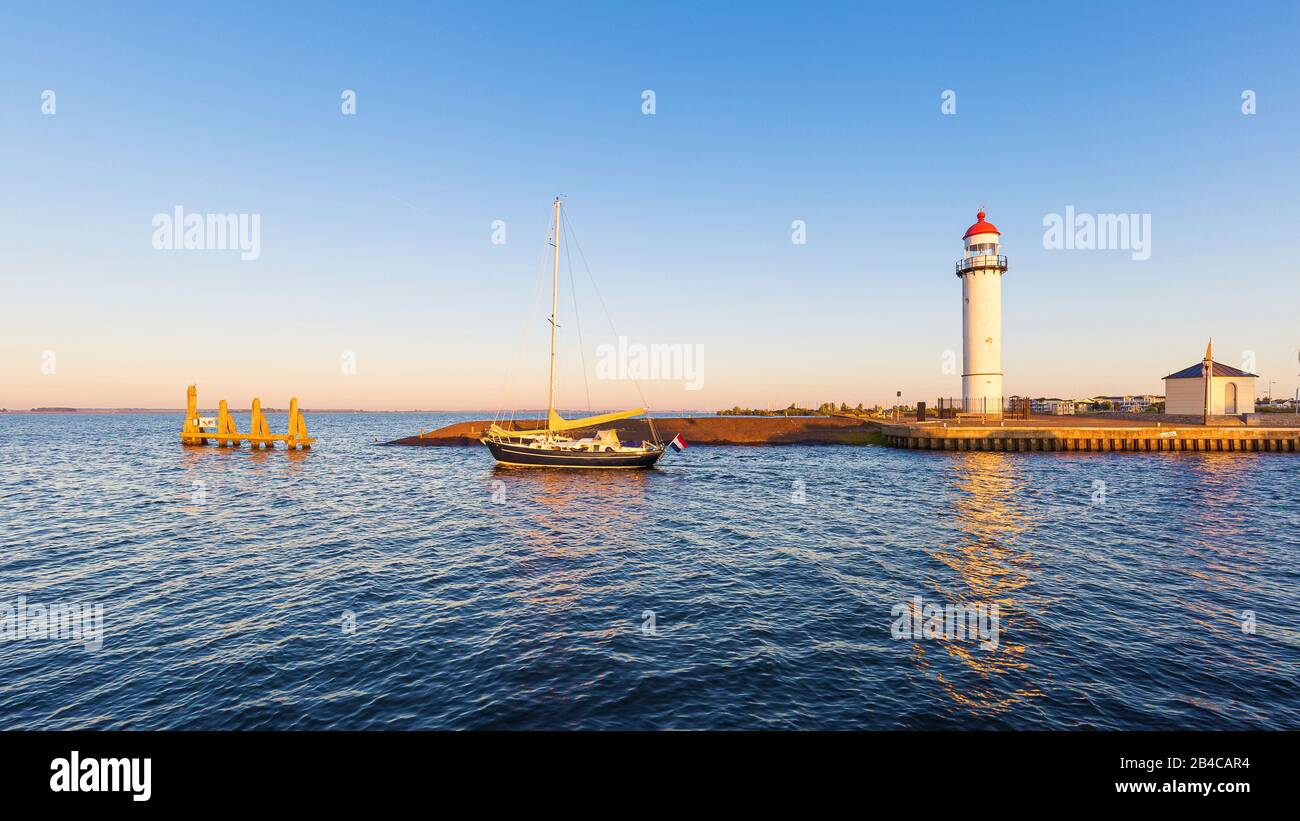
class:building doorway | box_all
[1225,382,1238,414]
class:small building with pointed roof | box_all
[1163,358,1257,415]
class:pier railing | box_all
[930,397,1024,419]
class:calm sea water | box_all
[0,412,1296,730]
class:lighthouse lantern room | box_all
[955,211,1009,415]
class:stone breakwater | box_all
[386,414,1300,452]
[385,416,879,446]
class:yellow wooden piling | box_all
[285,397,312,449]
[249,398,270,448]
[216,399,239,446]
[181,385,205,445]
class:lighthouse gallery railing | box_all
[954,254,1008,275]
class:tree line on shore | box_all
[716,402,878,417]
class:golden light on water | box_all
[914,452,1045,715]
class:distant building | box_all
[1126,395,1162,412]
[1164,359,1258,415]
[1261,397,1298,410]
[1088,394,1163,413]
[1030,397,1075,415]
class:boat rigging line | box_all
[561,208,660,446]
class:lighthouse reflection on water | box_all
[912,452,1045,717]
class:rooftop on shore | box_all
[875,413,1300,430]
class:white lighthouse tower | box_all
[956,211,1008,414]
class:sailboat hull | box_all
[484,439,664,469]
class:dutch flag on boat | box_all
[669,434,687,452]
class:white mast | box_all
[547,197,561,429]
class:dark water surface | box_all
[1,413,1296,729]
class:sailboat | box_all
[482,198,669,469]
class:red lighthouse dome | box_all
[962,210,1000,239]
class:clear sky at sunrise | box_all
[2,1,1298,411]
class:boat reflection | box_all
[484,468,656,666]
[489,467,652,556]
[913,452,1045,716]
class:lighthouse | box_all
[956,211,1008,414]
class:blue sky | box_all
[2,1,1298,410]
